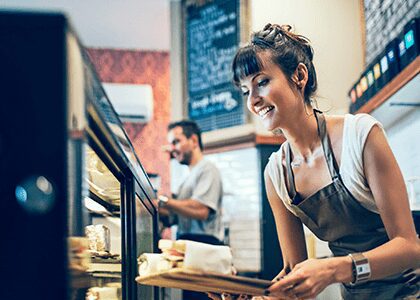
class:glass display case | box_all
[0,10,158,300]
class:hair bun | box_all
[280,24,292,32]
[277,24,314,62]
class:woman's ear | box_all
[293,63,308,89]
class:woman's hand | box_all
[207,265,302,300]
[207,293,252,300]
[267,258,338,299]
[207,293,290,300]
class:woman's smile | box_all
[257,105,275,118]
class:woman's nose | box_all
[248,88,262,106]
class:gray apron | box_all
[284,110,419,299]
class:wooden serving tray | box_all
[136,268,272,296]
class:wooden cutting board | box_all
[136,268,272,296]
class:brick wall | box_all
[206,148,262,273]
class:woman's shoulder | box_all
[343,113,382,128]
[325,112,378,122]
[325,114,345,132]
[324,115,346,152]
[343,113,384,143]
[325,113,382,136]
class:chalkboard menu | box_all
[363,0,418,65]
[185,0,245,132]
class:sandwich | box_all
[138,239,233,276]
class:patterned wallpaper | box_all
[87,48,171,194]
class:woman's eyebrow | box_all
[251,72,263,82]
[240,72,263,89]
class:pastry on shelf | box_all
[85,224,110,252]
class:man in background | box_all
[157,120,223,245]
[157,120,223,299]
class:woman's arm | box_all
[268,125,420,299]
[361,125,420,278]
[264,168,308,273]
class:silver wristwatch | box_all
[348,253,371,285]
[158,195,169,208]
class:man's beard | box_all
[179,151,192,165]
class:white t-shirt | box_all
[266,113,384,214]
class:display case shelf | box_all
[89,257,122,273]
[88,191,120,214]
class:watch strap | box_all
[348,253,371,285]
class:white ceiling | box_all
[0,0,171,50]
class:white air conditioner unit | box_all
[102,82,154,123]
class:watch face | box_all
[357,264,370,275]
[158,195,169,207]
[159,196,168,203]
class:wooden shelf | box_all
[255,134,285,145]
[356,56,420,114]
[204,133,284,154]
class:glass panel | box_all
[107,122,144,178]
[86,145,121,209]
[83,57,145,180]
[135,192,154,299]
[69,144,122,300]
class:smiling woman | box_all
[218,23,420,300]
[233,24,317,105]
[232,24,319,133]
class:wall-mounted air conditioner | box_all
[102,82,154,123]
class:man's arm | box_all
[159,197,210,221]
[158,162,221,221]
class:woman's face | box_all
[239,52,302,131]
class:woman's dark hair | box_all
[232,23,317,104]
[168,120,203,150]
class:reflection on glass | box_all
[86,145,120,207]
[83,57,144,182]
[107,122,144,177]
[135,193,154,299]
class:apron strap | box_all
[313,109,340,180]
[285,142,297,198]
[284,109,340,199]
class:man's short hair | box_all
[168,120,203,150]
